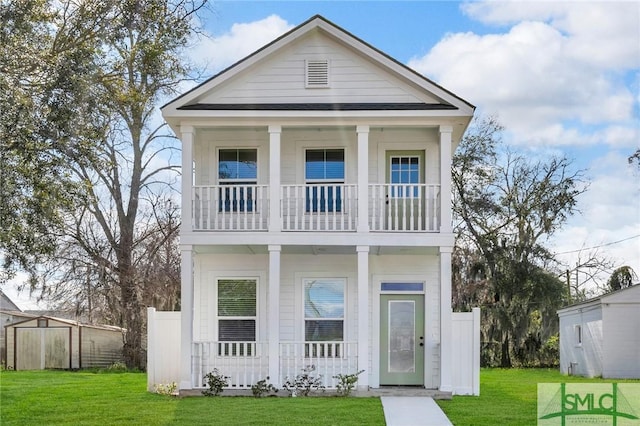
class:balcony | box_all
[191,184,440,233]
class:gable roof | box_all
[162,14,474,116]
[558,284,640,314]
[0,289,21,312]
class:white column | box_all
[357,245,370,389]
[268,244,281,386]
[180,126,194,233]
[268,125,282,232]
[357,126,370,233]
[439,246,453,392]
[439,125,453,233]
[179,245,194,390]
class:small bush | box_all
[153,382,178,396]
[251,377,278,398]
[202,369,229,396]
[104,362,128,373]
[333,370,364,396]
[282,365,325,397]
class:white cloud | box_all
[549,152,640,281]
[408,1,639,149]
[188,14,294,76]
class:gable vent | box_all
[306,59,329,88]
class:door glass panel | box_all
[388,300,415,373]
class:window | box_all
[575,325,582,345]
[305,149,344,212]
[217,279,257,342]
[390,155,420,197]
[218,149,257,212]
[304,278,344,341]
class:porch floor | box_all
[179,386,452,399]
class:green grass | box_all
[1,369,638,425]
[437,368,640,425]
[0,370,384,425]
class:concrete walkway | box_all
[381,396,453,426]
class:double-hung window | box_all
[218,149,257,212]
[217,279,256,355]
[304,278,344,357]
[305,149,344,212]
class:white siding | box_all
[602,303,640,378]
[199,32,440,105]
[559,304,603,377]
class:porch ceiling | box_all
[193,245,440,256]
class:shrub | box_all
[105,361,128,373]
[153,382,178,396]
[282,365,325,397]
[251,377,278,398]
[202,369,229,396]
[333,370,364,396]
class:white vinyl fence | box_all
[146,308,181,392]
[451,308,481,395]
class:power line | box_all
[554,234,640,255]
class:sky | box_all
[5,0,639,309]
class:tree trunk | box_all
[501,332,511,367]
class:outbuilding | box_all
[5,315,125,370]
[558,284,640,378]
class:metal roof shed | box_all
[5,316,125,370]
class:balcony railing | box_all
[191,341,358,389]
[193,185,269,231]
[369,184,440,232]
[281,184,357,232]
[190,183,440,233]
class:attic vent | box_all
[306,59,329,88]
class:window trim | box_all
[217,148,258,212]
[217,148,258,185]
[215,277,259,343]
[302,277,346,342]
[304,148,345,213]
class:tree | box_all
[0,0,110,282]
[453,116,587,367]
[3,0,206,369]
[629,148,640,169]
[607,266,638,292]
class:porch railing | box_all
[369,184,440,232]
[192,341,268,389]
[280,341,358,388]
[192,341,358,389]
[281,184,357,232]
[193,185,269,231]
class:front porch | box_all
[192,341,358,389]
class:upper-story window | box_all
[218,149,257,182]
[305,149,344,212]
[218,149,257,212]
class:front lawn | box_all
[1,369,638,425]
[438,368,640,425]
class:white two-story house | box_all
[159,15,476,394]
